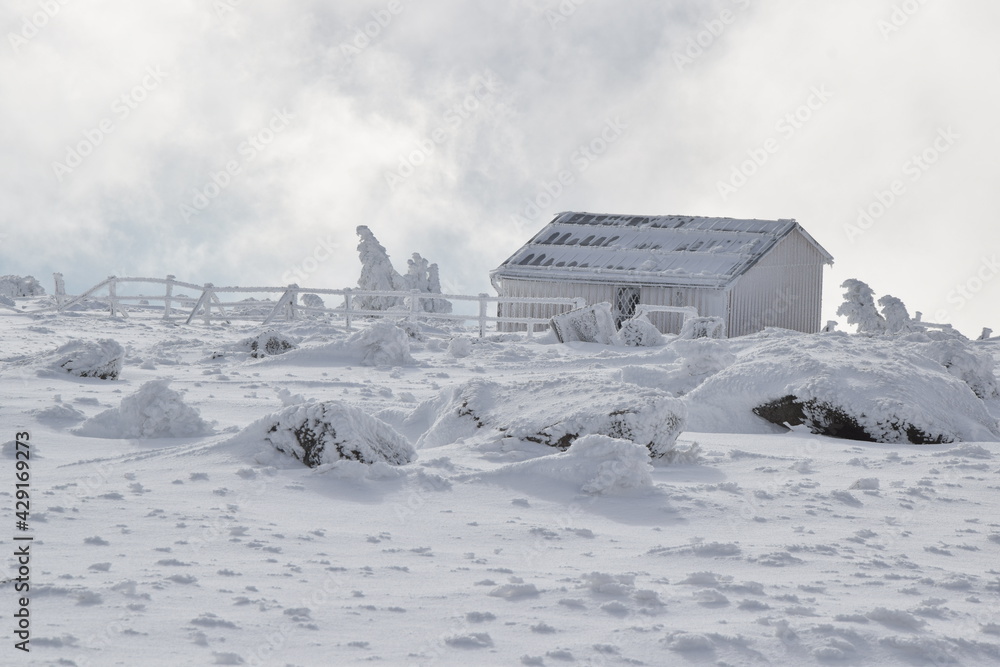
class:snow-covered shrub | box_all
[355,225,406,310]
[613,314,663,347]
[75,380,212,438]
[0,274,46,298]
[678,316,726,340]
[346,321,414,366]
[415,378,687,458]
[878,295,916,334]
[257,401,415,467]
[915,338,999,399]
[550,303,616,344]
[51,339,124,380]
[300,293,325,309]
[684,334,999,444]
[448,336,473,358]
[241,331,297,358]
[837,279,886,334]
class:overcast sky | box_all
[2,0,998,335]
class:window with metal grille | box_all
[614,286,640,327]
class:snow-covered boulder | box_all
[75,380,213,438]
[255,401,415,467]
[0,274,46,298]
[347,321,414,366]
[685,333,999,444]
[240,330,297,358]
[613,314,664,347]
[50,339,124,380]
[550,303,616,344]
[415,378,686,458]
[678,316,726,340]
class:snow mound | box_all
[75,380,213,438]
[448,336,473,358]
[240,330,297,358]
[415,378,686,458]
[0,274,46,298]
[685,334,999,443]
[249,401,415,467]
[34,403,86,423]
[550,303,616,344]
[619,339,734,396]
[50,339,124,380]
[300,293,325,309]
[480,435,654,495]
[612,314,664,347]
[346,321,415,366]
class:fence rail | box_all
[22,275,586,338]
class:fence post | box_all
[344,288,353,331]
[408,289,420,324]
[287,284,299,321]
[53,272,65,308]
[478,293,488,338]
[202,283,214,325]
[163,275,175,319]
[107,276,119,317]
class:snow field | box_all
[1,310,1000,665]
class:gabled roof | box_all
[492,212,834,289]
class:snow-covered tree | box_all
[426,263,452,313]
[355,226,406,310]
[878,294,915,334]
[836,279,886,334]
[404,252,452,314]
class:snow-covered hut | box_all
[490,212,834,337]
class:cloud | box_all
[1,0,998,334]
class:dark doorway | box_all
[614,286,640,328]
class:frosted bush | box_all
[347,321,414,366]
[355,226,406,310]
[448,336,473,358]
[240,331,297,358]
[613,314,663,347]
[76,380,212,438]
[678,316,725,340]
[300,293,325,309]
[916,338,999,399]
[51,339,124,380]
[0,274,45,298]
[878,294,916,334]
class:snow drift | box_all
[474,435,656,495]
[248,401,416,467]
[345,321,414,366]
[413,377,687,458]
[75,380,213,438]
[684,332,1000,443]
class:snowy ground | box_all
[2,306,1000,666]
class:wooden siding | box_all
[727,229,825,337]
